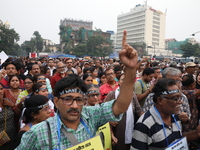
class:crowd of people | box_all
[1,31,200,149]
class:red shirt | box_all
[50,73,66,89]
[100,82,119,102]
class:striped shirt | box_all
[132,105,182,150]
[16,100,122,150]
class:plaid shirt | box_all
[16,100,122,150]
[142,93,191,117]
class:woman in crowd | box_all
[91,67,100,85]
[10,95,51,149]
[85,84,100,106]
[99,72,107,86]
[0,83,19,150]
[4,75,22,105]
[83,74,93,85]
[16,76,34,109]
[32,82,54,116]
[3,75,22,130]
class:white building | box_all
[116,4,167,56]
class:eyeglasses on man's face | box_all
[59,96,84,105]
[161,95,182,103]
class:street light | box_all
[191,31,200,36]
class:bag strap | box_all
[138,80,144,88]
[61,126,79,146]
[46,121,52,150]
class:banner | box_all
[29,53,37,58]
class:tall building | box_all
[116,4,166,56]
[60,19,93,30]
[106,30,117,48]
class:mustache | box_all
[66,108,80,113]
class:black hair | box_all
[83,67,92,74]
[182,74,194,87]
[40,66,48,74]
[152,78,176,103]
[27,63,40,72]
[152,67,160,71]
[82,73,93,81]
[114,66,122,73]
[24,76,34,83]
[142,67,154,76]
[32,82,46,93]
[99,72,106,79]
[4,62,19,71]
[33,74,45,83]
[26,63,35,72]
[53,69,57,75]
[24,95,48,123]
[54,74,87,97]
[9,75,21,84]
[90,66,96,73]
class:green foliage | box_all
[0,24,20,55]
[86,35,113,57]
[21,40,34,53]
[59,26,112,57]
[71,44,86,57]
[180,42,200,57]
[21,31,43,53]
[31,31,43,52]
[59,25,73,43]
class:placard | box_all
[66,135,104,150]
[96,123,112,150]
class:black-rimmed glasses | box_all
[161,95,182,103]
[59,96,84,105]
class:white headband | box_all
[59,88,84,96]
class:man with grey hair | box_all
[50,62,67,89]
[143,67,191,122]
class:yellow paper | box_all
[66,135,104,150]
[96,123,112,150]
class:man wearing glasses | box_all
[65,58,77,74]
[100,68,119,102]
[16,30,138,149]
[132,78,200,150]
[50,62,67,89]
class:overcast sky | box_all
[1,0,200,45]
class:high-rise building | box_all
[116,4,166,56]
[60,19,93,30]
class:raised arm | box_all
[112,30,138,116]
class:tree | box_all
[0,24,20,55]
[180,42,200,57]
[31,31,43,52]
[71,44,86,57]
[21,40,35,53]
[86,35,113,57]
